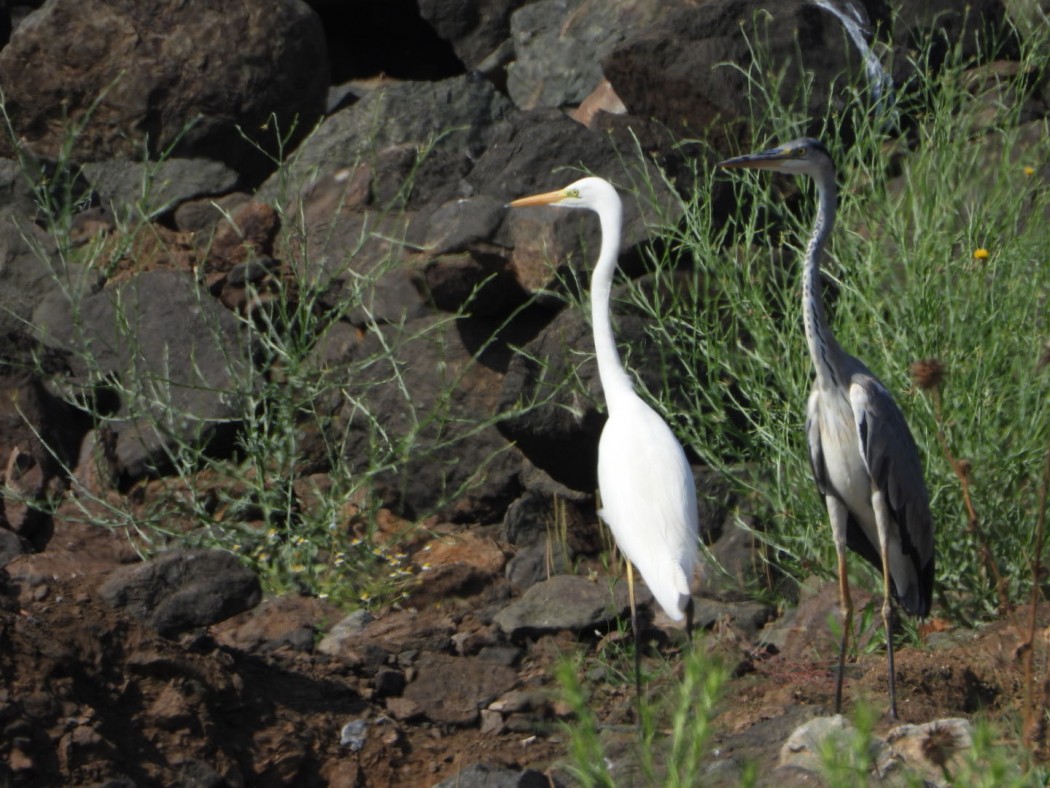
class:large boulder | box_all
[33,270,250,479]
[0,0,329,180]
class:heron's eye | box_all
[567,188,581,198]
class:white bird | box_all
[719,139,935,719]
[508,177,699,704]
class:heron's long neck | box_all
[590,203,634,410]
[802,169,842,391]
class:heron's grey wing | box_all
[807,386,885,574]
[848,375,935,614]
[805,388,829,495]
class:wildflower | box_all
[973,247,989,260]
[909,358,947,391]
[1023,165,1035,177]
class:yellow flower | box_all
[1023,166,1035,177]
[973,248,989,260]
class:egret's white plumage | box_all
[719,139,934,719]
[509,176,699,700]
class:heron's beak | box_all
[507,188,566,209]
[717,147,791,171]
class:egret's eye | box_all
[567,188,581,198]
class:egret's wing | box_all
[597,400,698,621]
[849,375,935,615]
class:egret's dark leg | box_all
[827,497,852,715]
[685,595,695,644]
[626,560,642,718]
[873,490,899,720]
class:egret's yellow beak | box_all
[507,188,567,208]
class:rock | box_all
[696,515,766,601]
[424,195,505,256]
[495,574,625,637]
[336,314,523,521]
[0,216,98,337]
[690,598,775,640]
[777,714,883,776]
[506,0,663,110]
[259,74,512,208]
[0,361,82,544]
[81,159,239,222]
[432,762,554,788]
[417,0,524,70]
[401,652,517,726]
[0,528,30,567]
[603,0,866,151]
[34,270,250,479]
[505,541,572,592]
[319,608,454,666]
[211,595,340,654]
[98,548,262,637]
[0,0,329,178]
[879,718,973,786]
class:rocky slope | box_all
[0,0,1045,785]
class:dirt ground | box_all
[2,514,1047,787]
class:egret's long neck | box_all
[590,201,634,410]
[802,167,842,391]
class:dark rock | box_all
[417,0,526,71]
[33,270,250,479]
[424,195,505,256]
[337,314,522,521]
[0,528,30,567]
[603,0,865,152]
[258,74,512,209]
[81,159,239,222]
[98,549,262,637]
[506,0,663,110]
[690,598,775,639]
[211,595,340,655]
[0,0,329,179]
[401,652,517,726]
[373,667,406,698]
[494,574,625,637]
[0,217,98,337]
[433,762,555,788]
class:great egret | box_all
[508,177,699,706]
[719,139,934,719]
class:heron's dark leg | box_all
[827,497,852,715]
[872,490,899,720]
[685,595,695,644]
[626,560,642,719]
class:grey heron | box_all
[508,177,699,710]
[719,139,934,719]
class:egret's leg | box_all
[685,595,695,644]
[872,490,899,720]
[827,497,852,715]
[626,560,642,714]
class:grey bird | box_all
[719,138,935,719]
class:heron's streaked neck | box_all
[803,165,842,391]
[589,201,635,409]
